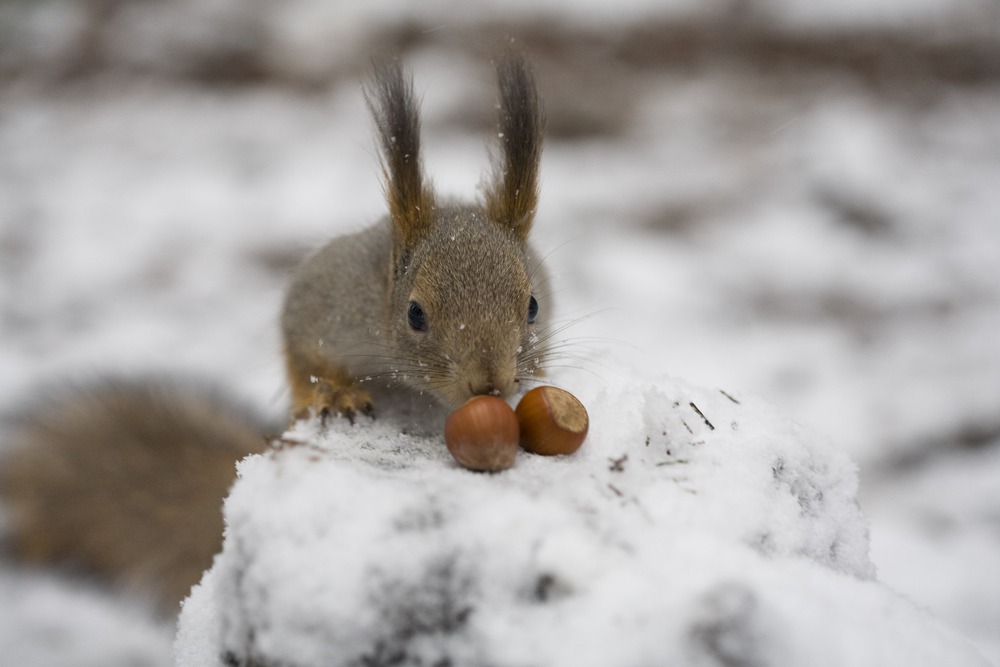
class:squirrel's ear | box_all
[484,52,544,244]
[366,59,435,253]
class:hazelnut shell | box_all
[516,386,589,456]
[444,396,519,472]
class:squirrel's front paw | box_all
[295,380,374,425]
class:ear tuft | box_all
[485,52,544,243]
[365,59,436,253]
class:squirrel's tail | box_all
[0,378,269,615]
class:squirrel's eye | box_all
[527,295,539,324]
[407,300,428,332]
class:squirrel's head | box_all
[367,53,550,408]
[389,208,550,407]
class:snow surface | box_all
[2,0,1000,665]
[172,375,991,666]
[0,569,173,667]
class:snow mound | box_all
[175,376,986,666]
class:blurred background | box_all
[1,0,998,664]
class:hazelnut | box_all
[444,396,520,472]
[515,387,589,456]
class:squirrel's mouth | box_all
[429,368,517,410]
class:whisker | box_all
[527,234,591,286]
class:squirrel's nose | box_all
[468,379,501,397]
[467,368,515,398]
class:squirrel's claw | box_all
[305,380,375,426]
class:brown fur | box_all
[485,53,545,241]
[365,58,437,258]
[0,380,268,614]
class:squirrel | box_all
[283,54,549,422]
[0,53,551,615]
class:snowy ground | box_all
[2,0,999,664]
[175,379,981,666]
